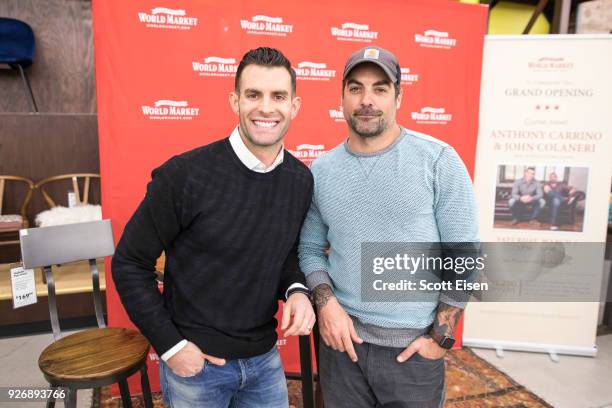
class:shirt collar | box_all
[229,126,284,173]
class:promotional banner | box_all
[464,35,612,357]
[93,0,487,393]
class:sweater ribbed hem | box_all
[352,318,429,348]
[181,327,278,360]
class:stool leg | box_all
[44,385,58,408]
[64,387,77,408]
[45,387,55,408]
[314,324,324,408]
[299,335,314,408]
[118,379,133,408]
[140,364,154,408]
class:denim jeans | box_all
[319,340,445,408]
[508,197,545,221]
[547,192,565,225]
[160,346,288,408]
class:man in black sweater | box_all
[112,48,315,408]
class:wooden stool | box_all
[20,220,154,408]
[39,327,152,408]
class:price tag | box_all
[10,265,37,309]
[67,191,77,208]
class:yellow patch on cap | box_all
[364,48,380,59]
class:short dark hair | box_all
[234,47,296,94]
[526,167,536,172]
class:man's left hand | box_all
[281,292,316,337]
[396,335,446,363]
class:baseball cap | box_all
[342,46,401,84]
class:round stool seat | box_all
[39,327,149,383]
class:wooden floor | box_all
[494,215,584,232]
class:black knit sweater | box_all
[112,138,313,359]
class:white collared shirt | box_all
[228,126,284,172]
[160,126,307,362]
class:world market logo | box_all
[330,22,379,43]
[328,106,345,122]
[411,107,453,125]
[137,7,198,30]
[295,62,336,81]
[141,100,200,120]
[528,57,574,71]
[240,15,293,36]
[192,57,238,77]
[288,144,327,165]
[414,30,457,49]
[400,67,419,85]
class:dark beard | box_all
[347,114,387,138]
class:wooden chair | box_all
[35,173,101,208]
[0,175,34,246]
[20,220,153,408]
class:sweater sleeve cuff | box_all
[161,339,188,361]
[439,294,468,310]
[146,322,185,357]
[285,282,309,300]
[305,270,333,291]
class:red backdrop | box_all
[93,0,487,394]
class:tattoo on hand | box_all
[313,284,334,310]
[433,303,462,337]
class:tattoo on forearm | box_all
[313,284,335,310]
[433,303,463,337]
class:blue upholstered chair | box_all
[0,17,38,112]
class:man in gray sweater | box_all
[509,167,545,225]
[299,46,479,408]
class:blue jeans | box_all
[508,197,545,221]
[319,340,445,407]
[160,346,288,408]
[547,192,564,225]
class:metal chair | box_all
[294,327,322,408]
[20,220,153,408]
[298,335,316,408]
[0,17,38,112]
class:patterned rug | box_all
[93,348,553,407]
